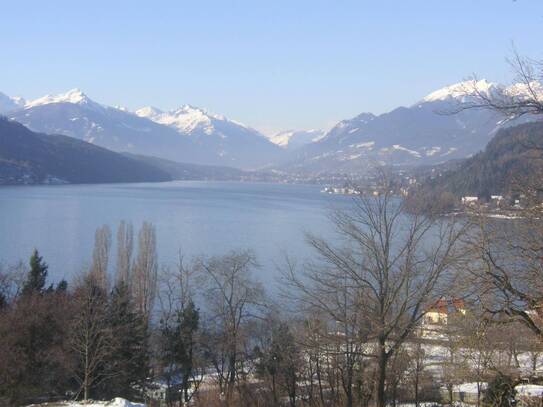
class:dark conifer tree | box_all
[56,279,68,292]
[100,283,149,400]
[21,249,48,296]
[483,374,516,407]
[159,300,200,405]
[179,300,199,403]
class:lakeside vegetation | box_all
[2,174,543,407]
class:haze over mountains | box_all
[1,79,541,175]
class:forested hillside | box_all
[0,118,172,185]
[421,120,543,199]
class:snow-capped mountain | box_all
[0,92,25,114]
[6,89,283,169]
[267,129,325,150]
[420,79,499,103]
[134,104,283,167]
[4,79,541,175]
[285,79,541,173]
[24,88,100,109]
[136,105,232,135]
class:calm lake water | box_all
[0,181,351,287]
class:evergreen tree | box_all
[179,300,199,403]
[159,300,200,405]
[255,322,300,406]
[56,279,68,292]
[100,283,149,400]
[21,249,48,296]
[483,374,516,407]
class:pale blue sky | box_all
[1,0,542,134]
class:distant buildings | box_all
[461,196,478,206]
[419,298,466,339]
[321,186,361,195]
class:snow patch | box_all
[391,144,421,158]
[425,146,441,156]
[422,79,497,103]
[267,129,324,147]
[350,141,375,149]
[516,384,543,397]
[25,89,96,108]
[27,397,145,407]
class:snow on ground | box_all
[28,397,145,407]
[516,384,543,397]
[453,382,488,394]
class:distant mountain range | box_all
[2,89,283,170]
[1,80,541,175]
[284,80,512,173]
[0,117,171,185]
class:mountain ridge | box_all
[0,117,172,185]
[3,80,542,174]
[6,89,283,170]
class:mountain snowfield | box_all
[421,79,498,103]
[285,79,543,173]
[267,129,325,150]
[4,89,283,169]
[1,79,541,172]
[136,104,242,135]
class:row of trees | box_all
[0,222,158,404]
[1,176,542,407]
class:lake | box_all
[0,181,351,287]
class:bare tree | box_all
[157,253,203,406]
[460,310,496,407]
[132,222,158,321]
[285,173,469,407]
[197,250,265,405]
[450,48,543,341]
[69,272,112,400]
[0,261,26,307]
[283,255,373,407]
[90,225,112,291]
[469,212,543,339]
[457,50,543,119]
[116,221,133,286]
[441,331,466,407]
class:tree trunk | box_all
[345,364,353,407]
[84,343,89,401]
[414,370,420,407]
[316,357,325,405]
[376,342,388,407]
[272,374,278,405]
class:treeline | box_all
[1,180,543,407]
[0,221,158,404]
